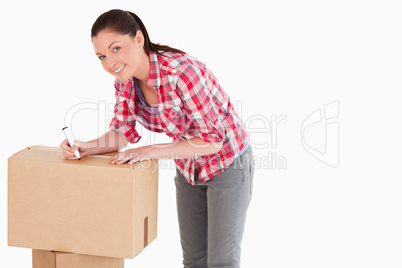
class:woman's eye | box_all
[99,55,105,60]
[113,47,120,52]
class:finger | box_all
[63,150,76,159]
[109,153,124,164]
[127,154,141,165]
[109,153,119,163]
[115,154,130,165]
[116,152,140,164]
[62,147,74,156]
[63,151,78,160]
[128,158,138,164]
[129,155,150,164]
[71,141,83,152]
[63,150,74,157]
[62,145,75,154]
[65,146,75,154]
[126,153,139,165]
[60,139,71,150]
[66,155,79,160]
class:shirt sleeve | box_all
[109,80,141,143]
[176,65,224,143]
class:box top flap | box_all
[27,145,116,157]
[9,145,130,169]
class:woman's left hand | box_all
[109,147,151,165]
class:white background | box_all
[1,0,401,267]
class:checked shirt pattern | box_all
[110,51,249,184]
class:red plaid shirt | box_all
[110,51,249,184]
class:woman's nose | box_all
[109,61,117,69]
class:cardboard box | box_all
[8,146,158,259]
[32,249,124,268]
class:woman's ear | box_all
[135,30,145,48]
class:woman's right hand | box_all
[60,139,92,160]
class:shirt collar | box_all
[147,50,162,89]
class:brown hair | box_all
[91,9,186,55]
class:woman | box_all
[61,9,254,268]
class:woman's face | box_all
[92,30,145,82]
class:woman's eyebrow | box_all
[96,41,119,55]
[108,41,119,49]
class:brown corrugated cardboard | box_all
[8,146,158,259]
[32,249,124,268]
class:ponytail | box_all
[91,9,186,55]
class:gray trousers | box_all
[174,146,254,268]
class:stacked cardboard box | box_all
[32,250,124,268]
[8,146,159,267]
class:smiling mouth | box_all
[114,65,126,73]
